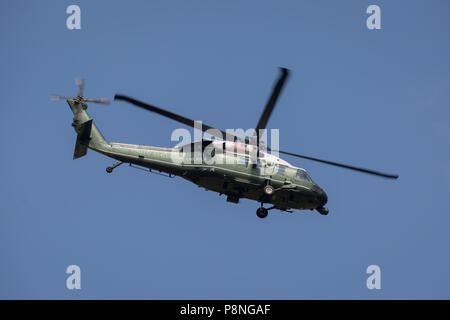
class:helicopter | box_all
[51,68,398,219]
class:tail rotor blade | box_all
[84,98,110,104]
[75,78,84,97]
[50,95,73,101]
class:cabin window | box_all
[277,165,286,174]
[251,159,265,169]
[257,160,264,168]
[179,140,214,153]
[238,157,248,167]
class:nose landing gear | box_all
[316,206,329,215]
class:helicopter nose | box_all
[312,185,328,206]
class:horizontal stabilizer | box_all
[73,119,93,159]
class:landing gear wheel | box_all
[106,161,123,174]
[263,184,274,196]
[256,207,268,219]
[316,207,329,215]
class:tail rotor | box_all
[50,78,110,105]
[51,78,110,159]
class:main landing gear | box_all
[106,161,123,173]
[257,182,275,218]
[256,207,268,219]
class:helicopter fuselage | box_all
[94,140,328,212]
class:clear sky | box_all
[1,0,449,299]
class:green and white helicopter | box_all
[51,68,398,219]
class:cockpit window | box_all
[296,169,312,181]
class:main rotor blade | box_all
[255,67,290,138]
[269,148,399,179]
[75,78,84,97]
[114,94,398,179]
[114,94,245,142]
[84,98,110,104]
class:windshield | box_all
[296,169,312,182]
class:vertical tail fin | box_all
[73,119,92,159]
[68,100,109,159]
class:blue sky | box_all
[1,0,449,299]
